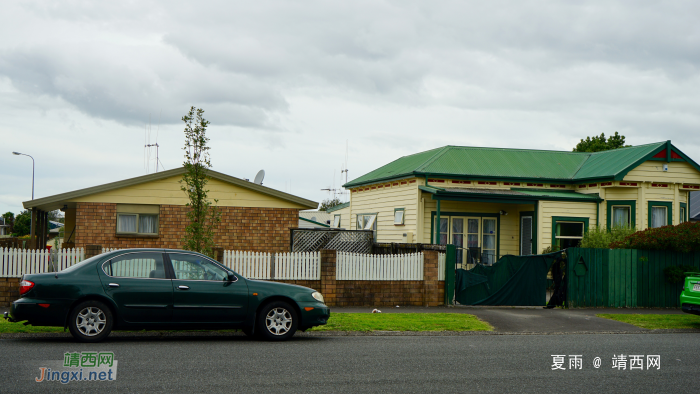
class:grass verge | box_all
[596,314,700,330]
[1,312,493,334]
[309,313,493,332]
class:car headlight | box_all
[311,292,325,303]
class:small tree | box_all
[573,132,628,152]
[179,106,222,257]
[12,210,31,237]
[319,197,343,211]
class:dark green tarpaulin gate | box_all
[455,251,564,306]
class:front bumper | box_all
[298,302,331,329]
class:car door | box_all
[99,251,173,323]
[167,252,249,323]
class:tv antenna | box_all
[253,170,265,185]
[340,139,349,185]
[144,111,165,173]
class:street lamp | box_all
[12,152,34,200]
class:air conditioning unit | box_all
[402,232,413,243]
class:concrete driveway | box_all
[331,306,685,333]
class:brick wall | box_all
[0,278,20,307]
[75,202,298,253]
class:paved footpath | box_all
[331,306,687,333]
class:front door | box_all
[520,214,533,255]
[168,252,249,323]
[100,251,173,323]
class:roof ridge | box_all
[586,141,666,155]
[416,146,452,172]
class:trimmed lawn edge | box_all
[596,313,700,330]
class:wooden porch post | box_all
[434,200,441,245]
[30,209,37,249]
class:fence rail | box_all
[336,252,423,280]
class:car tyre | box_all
[68,300,113,343]
[256,301,298,341]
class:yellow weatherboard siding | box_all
[350,180,419,242]
[624,161,700,183]
[539,200,597,252]
[332,206,351,229]
[68,175,309,209]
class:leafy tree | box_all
[179,106,221,257]
[12,210,31,237]
[573,132,628,152]
[48,210,64,223]
[2,212,14,234]
[319,197,343,211]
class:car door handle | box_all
[108,283,120,288]
[178,286,190,290]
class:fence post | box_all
[320,250,337,306]
[423,250,439,307]
[444,244,456,306]
[213,247,224,263]
[270,253,276,280]
[85,245,102,259]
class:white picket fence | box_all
[223,250,320,280]
[336,252,424,280]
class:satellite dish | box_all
[253,170,265,185]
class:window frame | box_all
[167,252,237,282]
[116,212,159,236]
[680,202,687,223]
[429,212,501,261]
[393,208,405,226]
[606,200,636,230]
[647,201,672,229]
[101,251,168,280]
[551,216,589,250]
[333,215,341,228]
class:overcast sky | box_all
[2,0,699,215]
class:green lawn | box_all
[0,318,64,334]
[596,314,700,330]
[0,312,493,334]
[309,313,493,332]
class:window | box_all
[648,201,672,229]
[394,208,405,225]
[432,214,499,265]
[482,218,497,264]
[611,206,631,228]
[333,215,341,228]
[554,221,585,249]
[169,253,229,281]
[102,252,165,279]
[116,204,159,235]
[680,203,687,223]
[651,206,667,228]
[357,214,377,231]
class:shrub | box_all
[663,265,698,284]
[579,226,636,249]
[610,221,700,253]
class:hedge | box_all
[609,221,700,253]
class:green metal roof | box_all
[418,186,602,203]
[344,141,690,187]
[325,202,350,213]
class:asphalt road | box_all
[1,333,697,393]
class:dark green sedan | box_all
[4,248,330,342]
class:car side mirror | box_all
[227,271,236,282]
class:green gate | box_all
[454,251,564,306]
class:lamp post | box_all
[12,152,34,200]
[13,151,35,247]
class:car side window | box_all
[169,253,228,281]
[103,252,166,279]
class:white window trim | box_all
[394,208,405,225]
[116,213,159,235]
[333,215,341,228]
